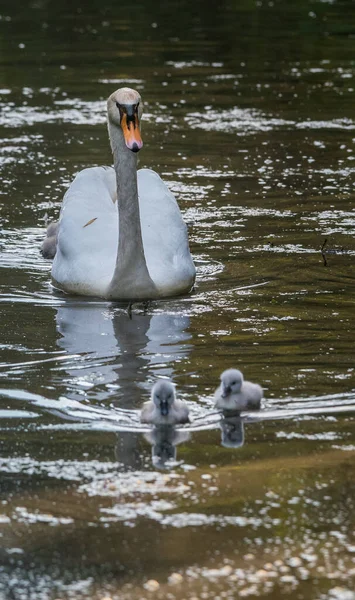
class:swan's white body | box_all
[50,88,195,300]
[52,166,194,298]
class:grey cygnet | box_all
[214,368,263,412]
[141,379,190,425]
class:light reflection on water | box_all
[1,0,355,598]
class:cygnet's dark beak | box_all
[221,385,231,399]
[160,400,169,416]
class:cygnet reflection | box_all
[214,368,263,412]
[140,379,190,425]
[219,413,245,448]
[144,425,191,469]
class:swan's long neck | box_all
[107,121,157,300]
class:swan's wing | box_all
[52,167,118,296]
[138,168,195,294]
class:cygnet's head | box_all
[220,368,244,398]
[151,380,176,416]
[107,87,143,152]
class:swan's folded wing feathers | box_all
[138,168,195,294]
[52,167,118,296]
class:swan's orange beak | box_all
[121,113,143,153]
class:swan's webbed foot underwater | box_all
[127,301,133,319]
[126,300,152,318]
[142,300,151,314]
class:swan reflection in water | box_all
[55,302,192,468]
[53,305,255,464]
[55,303,191,406]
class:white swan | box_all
[46,87,195,300]
[214,368,263,412]
[140,380,190,425]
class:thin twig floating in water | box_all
[321,238,328,266]
[321,237,348,267]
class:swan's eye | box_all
[156,395,160,400]
[231,381,236,385]
[115,101,120,109]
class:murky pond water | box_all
[1,1,355,598]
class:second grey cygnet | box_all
[214,368,263,411]
[140,379,190,425]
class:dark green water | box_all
[1,1,355,598]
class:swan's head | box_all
[107,87,143,152]
[151,380,176,416]
[220,368,244,398]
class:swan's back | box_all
[138,168,195,295]
[52,166,118,296]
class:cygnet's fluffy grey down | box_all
[41,221,59,259]
[214,368,263,412]
[140,380,190,425]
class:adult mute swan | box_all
[141,380,190,425]
[214,368,263,412]
[45,87,195,300]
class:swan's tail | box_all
[41,221,59,259]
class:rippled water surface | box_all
[1,1,355,598]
